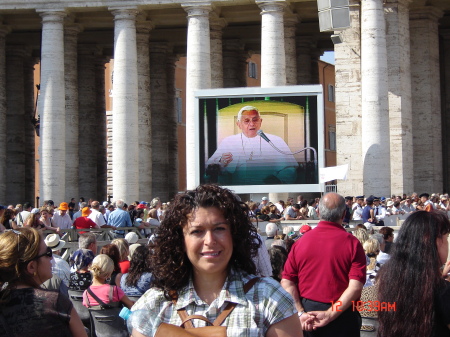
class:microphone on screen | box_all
[257,129,271,143]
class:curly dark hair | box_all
[100,244,121,273]
[377,211,450,337]
[125,245,152,287]
[150,184,260,299]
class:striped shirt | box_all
[129,268,296,336]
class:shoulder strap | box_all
[87,287,110,309]
[212,277,259,326]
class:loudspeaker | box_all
[318,7,350,32]
[317,0,349,11]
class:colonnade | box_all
[0,0,449,204]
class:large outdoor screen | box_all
[195,86,324,194]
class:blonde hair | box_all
[363,238,380,270]
[111,238,129,261]
[89,254,114,279]
[0,228,42,292]
[354,228,369,246]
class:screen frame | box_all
[194,85,325,194]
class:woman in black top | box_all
[0,228,87,337]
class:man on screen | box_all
[205,105,298,185]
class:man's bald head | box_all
[318,193,346,224]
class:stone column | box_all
[6,46,26,204]
[442,30,450,192]
[256,0,287,87]
[182,2,212,189]
[296,36,313,84]
[410,7,443,193]
[284,11,298,85]
[360,0,390,196]
[64,24,82,202]
[210,13,226,89]
[38,10,67,203]
[0,26,9,203]
[95,55,108,201]
[335,0,362,196]
[166,54,179,198]
[150,43,169,200]
[136,22,153,201]
[110,8,139,202]
[223,39,245,88]
[78,45,98,200]
[385,0,414,195]
[23,53,38,204]
[310,48,321,84]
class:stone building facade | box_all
[0,0,449,204]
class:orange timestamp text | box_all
[330,300,396,312]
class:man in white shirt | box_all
[88,201,106,227]
[352,196,364,221]
[52,202,72,230]
[373,197,386,225]
[44,234,70,287]
[16,202,32,227]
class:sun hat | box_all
[44,234,66,251]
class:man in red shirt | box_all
[73,207,99,234]
[281,192,366,336]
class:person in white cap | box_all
[205,106,299,185]
[44,234,70,287]
[125,231,139,245]
[257,196,269,210]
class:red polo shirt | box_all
[73,216,97,234]
[282,220,366,303]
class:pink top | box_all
[82,284,125,307]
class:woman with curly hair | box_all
[120,245,152,298]
[377,211,450,337]
[129,184,302,337]
[0,228,87,336]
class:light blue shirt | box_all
[108,208,132,234]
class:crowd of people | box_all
[1,187,450,336]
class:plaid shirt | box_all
[129,268,296,336]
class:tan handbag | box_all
[154,278,259,337]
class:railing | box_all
[42,226,158,261]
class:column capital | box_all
[64,23,83,36]
[284,6,300,26]
[109,7,139,21]
[409,6,443,21]
[136,21,154,34]
[182,2,213,17]
[210,12,227,31]
[256,0,288,13]
[150,41,169,53]
[37,9,67,22]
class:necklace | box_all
[241,133,261,160]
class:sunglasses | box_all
[34,246,53,260]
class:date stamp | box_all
[330,300,396,312]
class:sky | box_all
[320,51,335,65]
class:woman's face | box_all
[41,211,48,219]
[34,240,53,283]
[437,233,449,265]
[183,207,233,280]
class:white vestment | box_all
[206,133,298,185]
